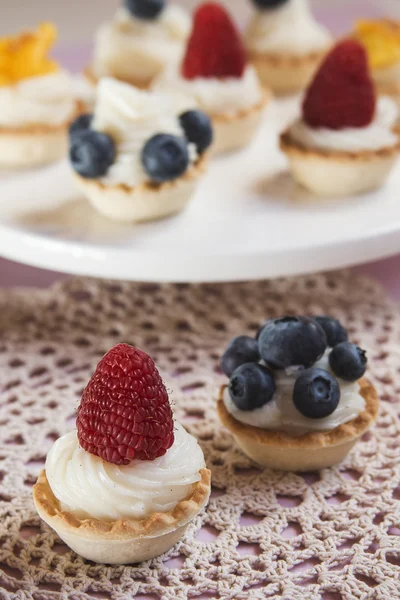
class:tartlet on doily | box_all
[0,24,83,168]
[217,378,379,472]
[69,78,212,223]
[34,467,211,565]
[217,315,379,471]
[280,40,400,197]
[33,344,211,564]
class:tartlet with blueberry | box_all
[33,344,211,564]
[245,0,332,95]
[69,78,212,223]
[154,3,268,154]
[217,316,379,471]
[88,0,191,89]
[280,40,400,197]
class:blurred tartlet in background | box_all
[0,23,82,168]
[87,0,191,89]
[244,0,332,95]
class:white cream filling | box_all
[93,5,191,81]
[153,65,263,116]
[245,0,331,55]
[0,71,76,128]
[46,422,205,521]
[223,351,366,434]
[289,96,399,152]
[92,78,196,188]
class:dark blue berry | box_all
[293,368,340,419]
[329,342,367,382]
[314,316,348,347]
[229,363,276,411]
[141,134,189,183]
[179,110,213,154]
[70,130,115,178]
[258,316,327,369]
[251,0,289,9]
[125,0,165,19]
[220,336,260,377]
[69,113,93,140]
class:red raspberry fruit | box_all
[303,40,376,130]
[77,344,174,465]
[181,2,246,80]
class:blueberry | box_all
[251,0,289,8]
[314,316,348,347]
[258,316,327,369]
[142,134,189,183]
[125,0,165,19]
[179,110,213,155]
[220,336,260,377]
[69,113,93,140]
[70,130,116,179]
[229,363,276,411]
[329,342,367,382]
[293,368,340,419]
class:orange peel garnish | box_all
[0,23,59,86]
[354,19,400,70]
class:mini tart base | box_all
[33,467,211,564]
[74,154,208,223]
[0,101,84,168]
[217,378,379,472]
[210,90,270,154]
[280,129,400,197]
[247,48,330,95]
[84,66,152,90]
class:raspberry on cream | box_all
[33,344,211,564]
[154,2,268,154]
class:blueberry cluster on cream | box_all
[221,316,368,434]
[68,78,212,186]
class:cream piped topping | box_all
[289,96,399,152]
[92,78,196,188]
[223,351,366,434]
[153,65,263,116]
[245,0,331,56]
[46,422,205,521]
[93,5,191,83]
[0,71,76,128]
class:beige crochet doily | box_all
[0,272,399,600]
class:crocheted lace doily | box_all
[0,272,399,600]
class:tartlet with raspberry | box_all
[280,40,400,197]
[217,316,379,471]
[245,0,332,95]
[69,78,212,223]
[154,2,269,154]
[0,24,82,168]
[87,0,191,89]
[33,344,211,564]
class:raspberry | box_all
[77,344,174,465]
[303,40,376,130]
[181,2,246,80]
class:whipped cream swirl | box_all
[46,422,205,521]
[93,5,191,83]
[223,351,366,434]
[92,78,195,188]
[0,71,76,128]
[153,65,263,116]
[289,96,399,152]
[245,0,331,55]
